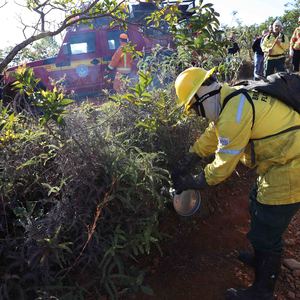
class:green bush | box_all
[0,47,209,300]
[0,102,172,299]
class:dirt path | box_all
[129,165,300,300]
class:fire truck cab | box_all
[47,22,170,96]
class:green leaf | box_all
[60,99,74,106]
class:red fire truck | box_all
[3,1,194,98]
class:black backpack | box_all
[221,72,300,129]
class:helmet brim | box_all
[183,67,217,113]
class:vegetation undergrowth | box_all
[0,10,240,298]
[0,45,213,300]
[1,0,300,298]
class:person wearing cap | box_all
[290,16,300,72]
[107,33,133,92]
[261,19,289,76]
[172,66,300,300]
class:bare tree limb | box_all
[0,0,7,9]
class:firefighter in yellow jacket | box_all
[261,19,289,76]
[107,33,133,92]
[172,67,300,300]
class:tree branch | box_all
[0,0,126,73]
[0,0,7,9]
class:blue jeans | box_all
[247,185,300,254]
[253,53,264,79]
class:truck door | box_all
[52,30,102,97]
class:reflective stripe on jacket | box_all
[191,84,300,205]
[108,42,133,74]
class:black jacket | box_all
[228,41,240,55]
[252,37,264,55]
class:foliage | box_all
[281,0,300,37]
[169,1,224,57]
[0,0,220,73]
[0,101,169,299]
[0,44,203,299]
[0,0,242,86]
[4,37,60,67]
[109,49,208,168]
[7,0,300,298]
[217,55,244,84]
[7,66,73,125]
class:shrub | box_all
[0,101,173,299]
[0,47,209,299]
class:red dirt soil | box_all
[129,165,300,300]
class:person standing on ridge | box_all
[172,66,300,300]
[252,30,268,80]
[261,19,289,76]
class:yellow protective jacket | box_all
[290,27,300,51]
[191,84,300,205]
[261,32,289,60]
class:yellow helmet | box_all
[175,67,216,111]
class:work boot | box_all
[225,250,281,300]
[238,251,255,268]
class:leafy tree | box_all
[167,1,223,55]
[0,0,222,74]
[4,37,60,66]
[281,0,300,36]
[0,0,126,73]
[0,0,7,8]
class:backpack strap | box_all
[251,125,300,141]
[220,88,255,129]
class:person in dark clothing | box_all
[252,30,268,80]
[227,33,240,55]
[225,32,240,82]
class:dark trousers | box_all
[247,186,300,254]
[264,57,285,77]
[292,49,300,72]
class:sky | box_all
[0,0,292,48]
[211,0,289,26]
